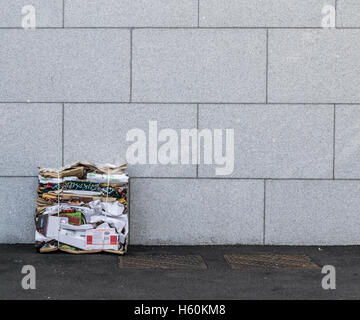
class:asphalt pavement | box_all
[0,244,359,300]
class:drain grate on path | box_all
[224,254,319,270]
[119,254,207,270]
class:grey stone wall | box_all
[1,0,359,245]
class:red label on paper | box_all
[110,235,117,245]
[86,235,92,245]
[61,209,75,213]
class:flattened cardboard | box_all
[36,162,129,255]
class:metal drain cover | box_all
[119,254,207,270]
[224,254,319,270]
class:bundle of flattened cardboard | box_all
[35,161,129,254]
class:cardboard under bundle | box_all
[35,161,129,255]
